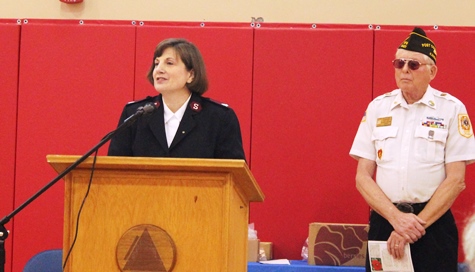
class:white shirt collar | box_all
[391,85,436,110]
[163,94,192,123]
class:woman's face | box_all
[152,47,193,95]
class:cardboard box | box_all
[259,242,273,260]
[308,223,369,266]
[247,239,260,262]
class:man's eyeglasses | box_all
[392,58,429,70]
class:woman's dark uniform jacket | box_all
[107,93,246,160]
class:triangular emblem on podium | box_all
[123,228,166,271]
[117,224,177,272]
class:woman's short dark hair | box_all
[146,38,208,95]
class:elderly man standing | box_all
[350,27,475,272]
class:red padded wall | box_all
[0,20,21,272]
[13,20,136,271]
[250,26,374,259]
[134,23,254,160]
[374,26,475,262]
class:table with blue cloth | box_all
[249,260,471,272]
[248,260,365,272]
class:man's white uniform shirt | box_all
[350,86,475,203]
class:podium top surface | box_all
[47,155,264,202]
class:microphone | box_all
[123,102,157,124]
[141,102,157,116]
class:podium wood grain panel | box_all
[48,155,264,272]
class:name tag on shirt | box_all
[376,116,392,127]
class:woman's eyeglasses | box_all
[392,58,429,70]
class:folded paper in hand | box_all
[368,240,414,272]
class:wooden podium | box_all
[47,155,264,272]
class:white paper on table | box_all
[258,259,291,265]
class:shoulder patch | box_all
[459,114,474,138]
[361,111,367,123]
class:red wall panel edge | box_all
[0,22,21,272]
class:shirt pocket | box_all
[414,126,447,163]
[371,126,398,162]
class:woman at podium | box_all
[108,38,245,160]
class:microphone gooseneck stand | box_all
[0,103,156,272]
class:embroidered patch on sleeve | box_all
[458,114,474,138]
[361,111,367,123]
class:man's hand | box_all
[387,231,406,259]
[390,212,426,243]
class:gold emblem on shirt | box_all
[376,116,392,127]
[459,114,473,138]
